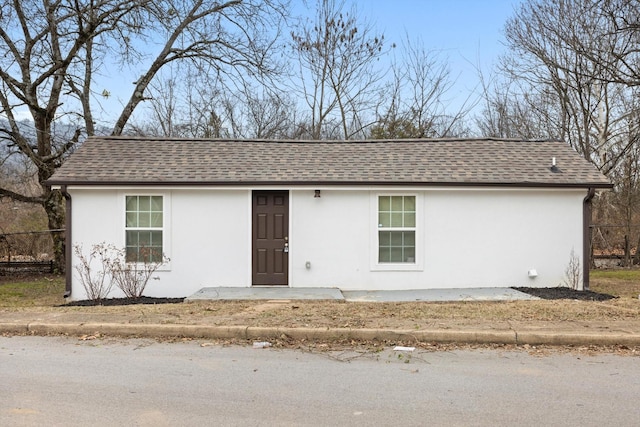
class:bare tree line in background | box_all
[1,0,639,270]
[130,0,466,140]
[477,0,640,264]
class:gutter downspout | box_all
[583,188,596,291]
[61,185,72,298]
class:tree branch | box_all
[0,187,44,204]
[112,0,243,135]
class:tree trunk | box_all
[43,189,66,273]
[623,234,630,267]
[589,226,595,269]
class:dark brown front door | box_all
[252,191,289,286]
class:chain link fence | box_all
[590,225,640,268]
[0,229,63,274]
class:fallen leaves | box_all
[79,332,101,341]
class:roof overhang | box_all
[47,180,614,189]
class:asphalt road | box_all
[1,336,639,426]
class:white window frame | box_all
[121,192,171,270]
[370,192,423,271]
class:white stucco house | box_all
[48,137,611,300]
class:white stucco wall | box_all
[291,188,585,290]
[289,189,371,287]
[423,189,583,289]
[67,186,587,300]
[68,188,251,300]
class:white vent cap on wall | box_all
[528,269,538,278]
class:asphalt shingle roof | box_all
[47,136,612,188]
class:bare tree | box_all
[546,0,640,88]
[371,38,469,138]
[221,83,295,139]
[0,0,288,270]
[500,0,637,174]
[126,70,226,138]
[291,0,388,139]
[480,0,640,264]
[475,73,566,140]
[127,74,181,137]
[130,70,295,139]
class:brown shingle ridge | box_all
[98,136,552,143]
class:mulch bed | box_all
[64,297,185,306]
[513,287,616,301]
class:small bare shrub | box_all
[74,243,168,300]
[73,243,116,301]
[563,248,582,290]
[110,247,169,298]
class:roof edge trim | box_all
[45,179,614,189]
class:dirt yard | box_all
[1,270,639,329]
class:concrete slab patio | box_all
[342,288,540,302]
[186,287,345,301]
[186,287,540,302]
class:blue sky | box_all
[357,0,520,59]
[352,0,523,106]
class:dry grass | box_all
[0,275,65,308]
[1,271,639,328]
[591,269,640,299]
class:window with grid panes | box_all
[378,195,416,263]
[125,195,163,262]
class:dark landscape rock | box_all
[513,287,616,301]
[64,287,618,305]
[64,296,185,306]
